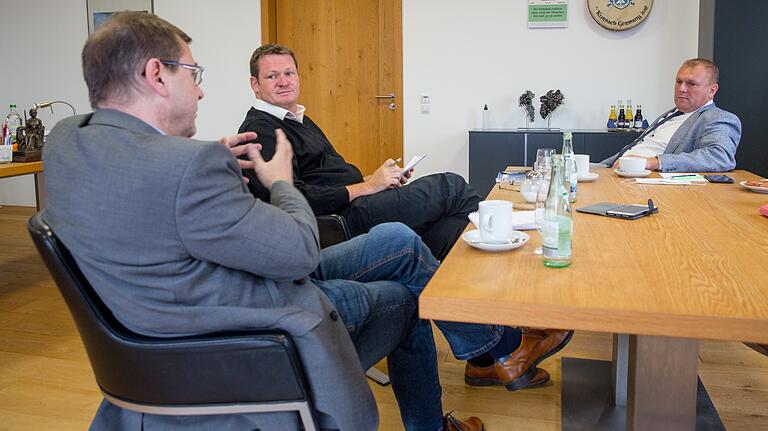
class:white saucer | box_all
[577,172,599,182]
[462,229,529,252]
[614,168,651,178]
[740,180,768,194]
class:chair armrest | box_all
[317,214,351,248]
[94,329,310,406]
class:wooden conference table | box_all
[420,168,768,430]
[0,161,44,209]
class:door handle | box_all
[375,93,396,110]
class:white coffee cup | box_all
[0,146,12,164]
[619,156,647,173]
[574,154,590,177]
[478,200,513,243]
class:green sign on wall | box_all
[528,0,568,28]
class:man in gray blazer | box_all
[42,11,525,431]
[603,58,741,172]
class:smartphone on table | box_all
[703,175,734,183]
[604,204,653,220]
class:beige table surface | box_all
[420,168,768,344]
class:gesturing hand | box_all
[246,129,294,190]
[219,131,258,183]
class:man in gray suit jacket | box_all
[42,12,510,431]
[603,58,741,172]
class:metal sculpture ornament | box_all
[539,90,565,120]
[588,0,653,31]
[519,91,536,123]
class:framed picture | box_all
[87,0,154,35]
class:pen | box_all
[670,174,698,179]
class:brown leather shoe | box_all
[444,412,484,431]
[465,355,550,391]
[745,342,768,357]
[523,327,574,366]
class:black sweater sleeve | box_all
[238,110,356,215]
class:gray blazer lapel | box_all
[666,103,715,154]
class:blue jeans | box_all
[311,222,503,431]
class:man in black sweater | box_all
[238,45,482,262]
[237,44,574,402]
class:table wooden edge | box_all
[420,295,768,344]
[0,161,44,179]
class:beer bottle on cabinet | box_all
[618,104,626,128]
[634,105,644,129]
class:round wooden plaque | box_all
[587,0,654,31]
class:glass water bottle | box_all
[542,155,573,268]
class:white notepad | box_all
[401,155,426,174]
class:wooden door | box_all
[261,0,403,175]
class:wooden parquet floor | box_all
[1,206,767,430]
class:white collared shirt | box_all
[252,98,306,124]
[624,100,713,158]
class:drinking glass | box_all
[534,148,556,177]
[534,177,549,255]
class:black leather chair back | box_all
[27,211,314,410]
[317,214,351,249]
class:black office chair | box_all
[27,212,320,430]
[316,214,352,249]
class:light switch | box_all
[421,94,430,114]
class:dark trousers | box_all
[341,173,483,261]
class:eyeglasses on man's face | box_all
[160,60,205,86]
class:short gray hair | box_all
[682,58,719,84]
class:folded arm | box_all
[658,113,741,172]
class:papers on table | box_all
[468,210,537,231]
[498,167,530,183]
[496,171,527,183]
[631,178,706,185]
[658,173,707,183]
[627,173,707,186]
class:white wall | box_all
[1,1,90,206]
[3,1,700,204]
[0,0,259,206]
[154,0,260,141]
[403,1,700,178]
